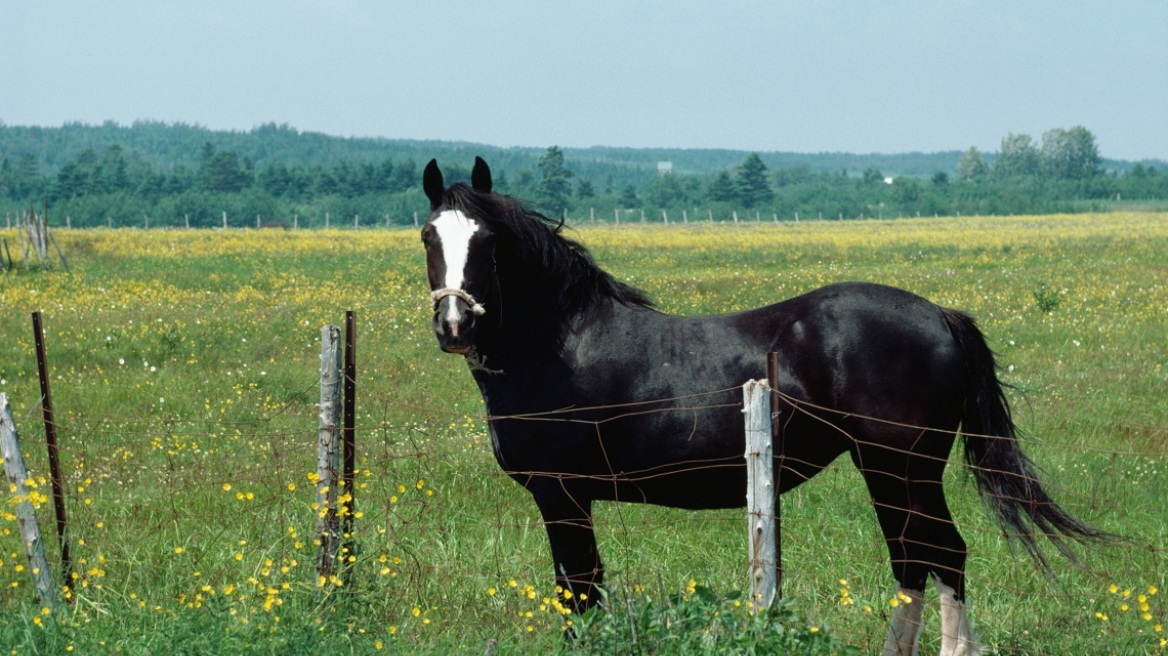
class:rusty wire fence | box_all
[2,368,1164,652]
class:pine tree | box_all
[707,171,737,203]
[736,153,773,208]
[536,146,573,216]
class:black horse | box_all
[420,157,1105,655]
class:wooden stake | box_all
[0,394,59,608]
[315,325,343,592]
[743,378,777,608]
[48,232,70,273]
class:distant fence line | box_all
[4,206,1003,232]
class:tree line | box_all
[1,123,1165,228]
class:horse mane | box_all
[441,183,654,317]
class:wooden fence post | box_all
[47,232,69,273]
[32,312,72,591]
[0,394,60,609]
[315,325,343,592]
[743,378,777,608]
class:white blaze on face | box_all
[431,209,481,330]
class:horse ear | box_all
[423,159,445,210]
[471,156,492,193]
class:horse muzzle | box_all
[433,296,477,355]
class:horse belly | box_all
[597,406,754,510]
[622,465,748,510]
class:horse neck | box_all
[473,262,596,369]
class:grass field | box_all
[0,213,1166,654]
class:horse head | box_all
[421,156,496,355]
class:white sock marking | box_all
[937,580,979,656]
[882,588,923,656]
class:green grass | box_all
[0,213,1166,654]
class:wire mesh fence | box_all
[1,369,1164,652]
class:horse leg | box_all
[531,482,604,615]
[903,468,978,656]
[855,439,976,656]
[909,478,978,656]
[856,466,925,655]
[938,578,977,656]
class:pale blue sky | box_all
[3,1,1166,160]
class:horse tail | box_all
[942,307,1112,568]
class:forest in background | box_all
[2,121,1166,228]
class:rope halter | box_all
[430,287,487,316]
